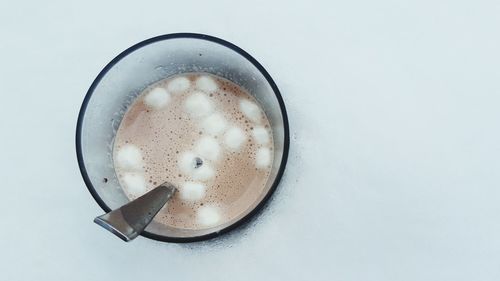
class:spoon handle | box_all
[94,182,176,242]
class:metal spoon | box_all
[94,182,177,242]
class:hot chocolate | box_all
[113,73,274,230]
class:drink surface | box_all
[113,73,274,230]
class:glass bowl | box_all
[76,33,289,242]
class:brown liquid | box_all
[113,73,273,230]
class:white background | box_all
[1,0,500,280]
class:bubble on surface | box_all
[184,91,214,118]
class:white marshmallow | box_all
[192,164,215,181]
[195,136,220,161]
[239,99,262,123]
[224,127,246,151]
[143,87,171,109]
[121,173,147,197]
[178,151,198,175]
[167,76,191,93]
[178,151,215,181]
[201,112,227,135]
[184,92,214,118]
[180,182,206,201]
[116,144,143,171]
[251,126,270,145]
[197,206,221,227]
[256,147,272,168]
[195,75,218,93]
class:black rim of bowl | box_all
[76,33,290,243]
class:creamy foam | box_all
[113,73,274,230]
